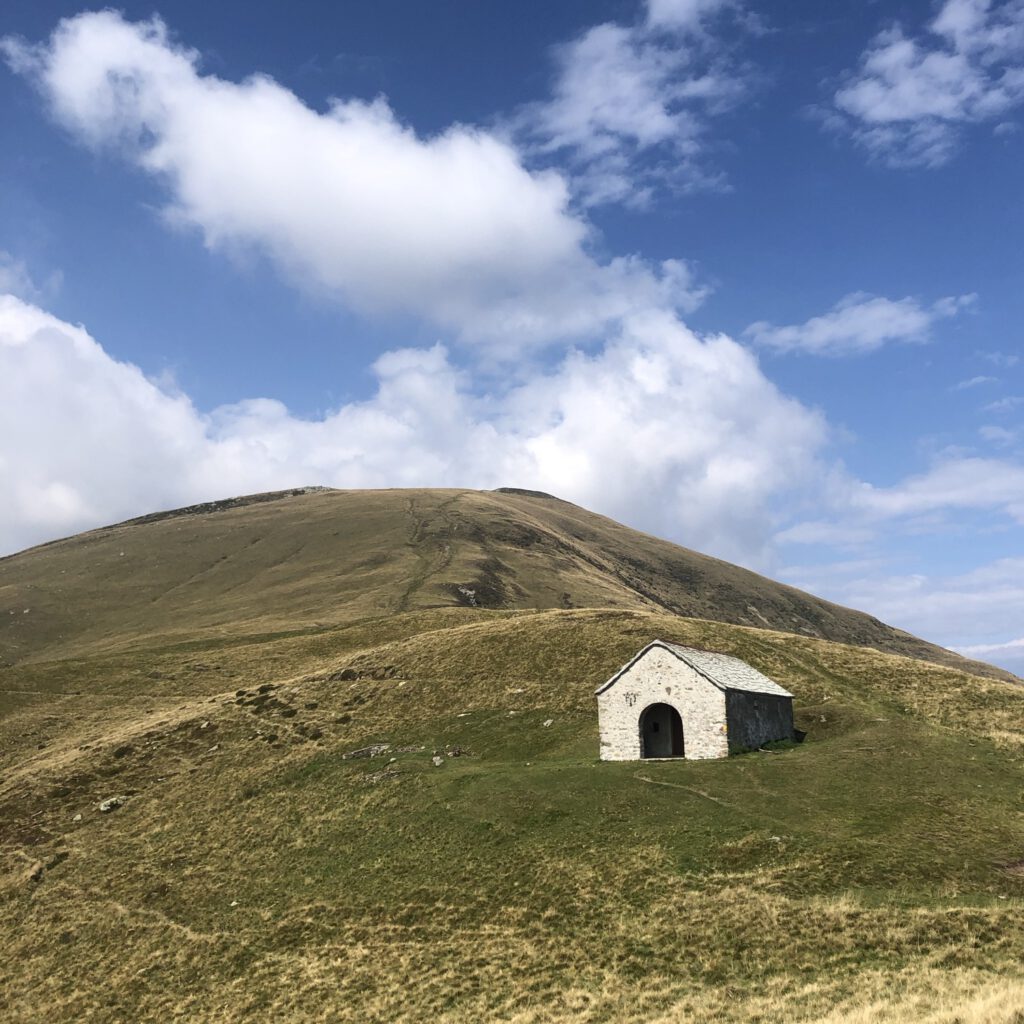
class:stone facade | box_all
[595,641,794,761]
[597,645,729,761]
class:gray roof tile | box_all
[597,640,792,697]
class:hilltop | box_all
[1,489,1022,1023]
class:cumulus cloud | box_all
[829,0,1024,166]
[1,11,706,351]
[0,294,826,565]
[744,291,974,356]
[514,0,751,206]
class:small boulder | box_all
[98,796,125,813]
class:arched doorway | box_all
[639,703,684,758]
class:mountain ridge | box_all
[0,485,1014,682]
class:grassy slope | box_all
[1,606,1023,1022]
[0,487,1013,682]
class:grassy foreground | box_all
[1,606,1023,1022]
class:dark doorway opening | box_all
[639,703,684,758]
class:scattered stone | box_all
[542,719,553,728]
[98,796,125,813]
[431,755,444,767]
[230,900,239,907]
[457,713,470,718]
[446,746,465,758]
[199,721,211,730]
[342,743,391,760]
[72,814,82,823]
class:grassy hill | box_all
[1,489,1023,1022]
[0,486,1012,680]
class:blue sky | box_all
[1,0,1022,673]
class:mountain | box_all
[2,487,1023,1023]
[0,486,1012,681]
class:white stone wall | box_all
[597,646,729,761]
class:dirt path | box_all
[395,492,467,613]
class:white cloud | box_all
[980,349,1020,367]
[744,291,974,356]
[773,521,877,547]
[980,424,1019,444]
[959,639,1024,682]
[958,634,1024,655]
[952,374,997,389]
[0,252,37,298]
[1,11,705,352]
[514,2,750,206]
[850,456,1024,522]
[645,0,735,32]
[783,556,1024,675]
[982,395,1024,413]
[830,0,1024,166]
[0,294,826,566]
[0,250,61,302]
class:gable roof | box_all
[595,640,793,698]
